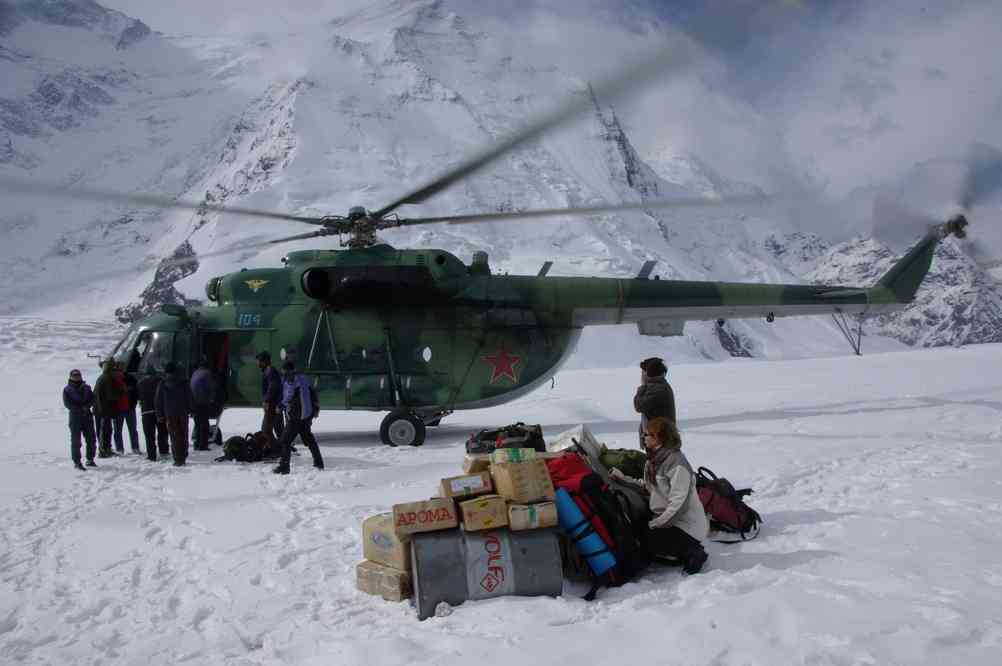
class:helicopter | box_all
[0,51,986,448]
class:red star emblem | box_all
[481,348,522,385]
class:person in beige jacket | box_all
[611,416,708,574]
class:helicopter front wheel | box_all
[380,409,426,447]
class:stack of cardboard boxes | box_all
[357,448,562,603]
[485,448,558,530]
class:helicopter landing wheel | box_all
[380,409,426,447]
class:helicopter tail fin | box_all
[874,232,939,303]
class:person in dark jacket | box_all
[257,351,284,444]
[634,356,676,449]
[156,361,192,466]
[122,357,141,454]
[272,361,323,475]
[94,358,125,457]
[190,358,216,451]
[137,366,169,461]
[63,369,97,470]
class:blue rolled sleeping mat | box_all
[554,487,617,576]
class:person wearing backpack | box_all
[272,361,324,475]
[610,416,708,574]
[634,357,676,449]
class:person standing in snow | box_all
[633,356,676,449]
[94,357,125,456]
[190,358,216,451]
[611,416,708,574]
[137,366,169,461]
[156,361,191,466]
[272,361,323,475]
[256,351,284,445]
[121,356,141,454]
[62,369,97,470]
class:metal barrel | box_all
[411,527,563,620]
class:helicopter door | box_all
[198,332,229,415]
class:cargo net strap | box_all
[831,309,866,356]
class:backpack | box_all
[599,446,647,480]
[546,453,650,599]
[222,432,272,462]
[695,466,762,541]
[465,422,546,454]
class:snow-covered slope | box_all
[1,316,1000,664]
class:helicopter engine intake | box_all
[301,265,447,308]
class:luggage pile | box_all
[356,432,567,619]
[356,423,763,619]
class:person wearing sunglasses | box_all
[611,416,708,574]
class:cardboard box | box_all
[462,454,491,474]
[508,502,558,531]
[393,497,459,536]
[356,560,412,601]
[459,494,509,531]
[491,459,556,504]
[490,448,537,464]
[439,471,493,499]
[362,513,411,571]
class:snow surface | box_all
[2,315,1001,664]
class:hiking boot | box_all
[313,460,324,470]
[74,461,86,471]
[272,464,290,475]
[683,547,708,575]
[86,460,97,467]
[97,449,115,458]
[173,460,186,467]
[132,448,141,454]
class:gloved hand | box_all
[609,467,626,482]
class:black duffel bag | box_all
[465,422,546,454]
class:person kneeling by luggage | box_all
[273,361,324,475]
[610,416,708,574]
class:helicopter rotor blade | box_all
[389,193,776,227]
[369,46,692,219]
[0,177,331,226]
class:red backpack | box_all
[696,466,762,541]
[546,453,650,599]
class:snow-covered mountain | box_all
[1,0,999,362]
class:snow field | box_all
[0,317,1001,664]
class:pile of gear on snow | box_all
[356,424,762,620]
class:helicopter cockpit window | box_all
[111,325,142,366]
[133,331,173,374]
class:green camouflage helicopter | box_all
[2,52,985,447]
